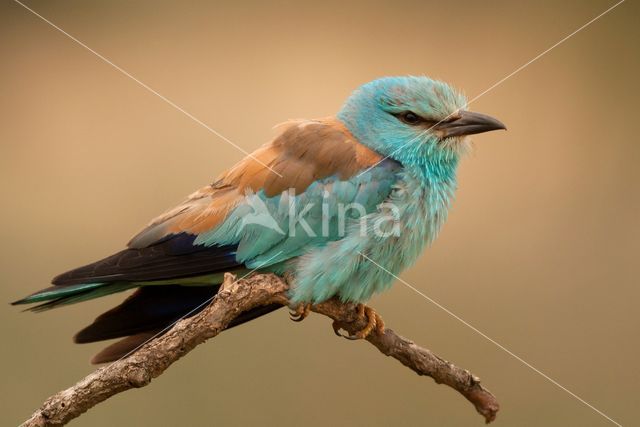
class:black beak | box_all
[434,110,506,138]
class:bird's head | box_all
[338,76,505,178]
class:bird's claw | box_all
[332,320,343,337]
[289,303,311,322]
[333,304,385,340]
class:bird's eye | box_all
[399,111,422,125]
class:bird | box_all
[12,76,505,363]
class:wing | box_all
[126,118,400,267]
[51,234,237,286]
[128,118,387,246]
[54,118,399,287]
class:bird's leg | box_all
[284,272,312,322]
[334,304,385,340]
[289,303,312,322]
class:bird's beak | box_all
[434,110,506,138]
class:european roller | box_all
[13,76,505,363]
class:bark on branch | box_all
[21,273,499,426]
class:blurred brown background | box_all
[1,0,638,425]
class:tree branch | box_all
[21,273,499,426]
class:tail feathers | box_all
[11,283,106,306]
[89,302,283,364]
[14,281,284,364]
[74,284,283,363]
[75,285,220,343]
[12,282,134,313]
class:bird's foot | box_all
[333,304,385,340]
[289,303,312,322]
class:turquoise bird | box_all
[13,76,505,363]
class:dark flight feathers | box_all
[52,234,239,286]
